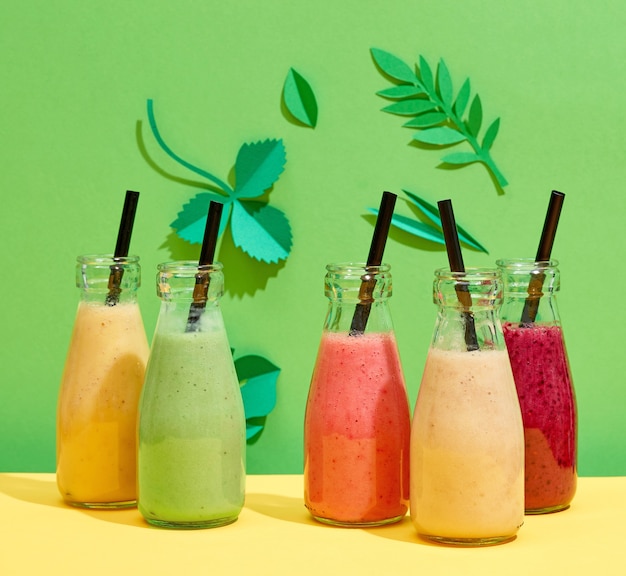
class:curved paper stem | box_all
[146,99,233,195]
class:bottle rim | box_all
[434,266,500,279]
[496,258,559,269]
[325,262,391,273]
[77,254,140,265]
[157,260,224,273]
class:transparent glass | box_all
[138,261,245,529]
[304,263,410,527]
[56,255,149,508]
[497,258,577,514]
[410,268,524,546]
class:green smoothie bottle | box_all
[138,260,245,529]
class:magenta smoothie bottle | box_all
[497,258,577,514]
[304,263,411,527]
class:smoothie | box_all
[138,309,245,528]
[411,348,524,543]
[502,322,576,512]
[304,331,410,526]
[57,301,149,507]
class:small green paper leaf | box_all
[418,55,435,93]
[231,200,292,263]
[369,208,444,244]
[482,117,500,150]
[441,152,480,165]
[370,48,417,83]
[283,68,318,128]
[402,189,488,253]
[171,192,231,244]
[376,85,424,99]
[382,99,437,116]
[413,126,466,146]
[403,112,447,128]
[453,78,471,118]
[234,139,286,199]
[436,59,453,107]
[467,94,483,137]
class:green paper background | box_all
[1,0,624,476]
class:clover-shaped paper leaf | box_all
[283,68,318,128]
[234,139,286,199]
[171,192,232,244]
[236,354,279,440]
[231,200,292,263]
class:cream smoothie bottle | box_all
[57,255,149,508]
[411,268,524,545]
[138,261,245,529]
[304,263,411,527]
[497,259,576,514]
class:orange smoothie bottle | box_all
[57,255,149,508]
[304,263,410,527]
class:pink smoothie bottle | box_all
[497,258,577,514]
[304,263,410,527]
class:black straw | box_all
[349,191,396,335]
[186,201,224,332]
[520,190,565,324]
[437,199,479,351]
[105,190,140,306]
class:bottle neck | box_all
[322,263,394,334]
[76,255,141,305]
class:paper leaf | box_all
[382,99,437,116]
[403,112,447,128]
[370,48,417,83]
[453,78,471,118]
[482,117,500,150]
[171,192,231,244]
[401,189,488,253]
[234,139,286,199]
[467,94,483,137]
[436,59,453,107]
[283,68,318,128]
[418,55,435,93]
[369,208,444,244]
[231,200,292,262]
[441,152,480,165]
[236,354,279,430]
[413,126,466,146]
[377,85,423,99]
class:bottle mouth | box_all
[77,254,141,266]
[434,266,500,280]
[496,258,559,270]
[157,260,223,274]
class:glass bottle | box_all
[57,255,149,508]
[138,261,245,529]
[410,268,524,546]
[304,262,410,527]
[497,258,577,514]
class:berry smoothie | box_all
[57,301,149,507]
[304,331,410,526]
[138,310,245,528]
[502,322,576,513]
[411,348,524,544]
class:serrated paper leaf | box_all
[377,85,423,99]
[383,99,437,116]
[441,152,480,165]
[283,68,318,128]
[413,126,466,146]
[171,192,231,244]
[402,189,488,253]
[436,59,453,107]
[234,139,286,199]
[418,55,435,93]
[231,200,292,262]
[370,48,417,83]
[453,78,471,118]
[482,117,500,150]
[467,94,483,137]
[403,112,447,128]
